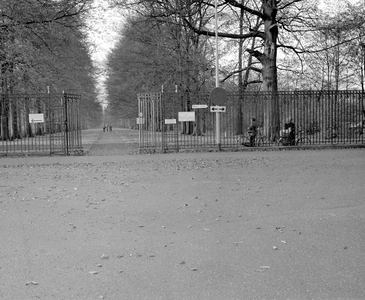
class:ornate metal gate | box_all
[0,93,82,156]
[137,93,163,152]
[50,93,82,155]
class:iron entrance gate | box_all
[0,93,82,156]
[138,91,229,152]
[138,90,365,152]
[50,93,82,155]
[137,93,163,152]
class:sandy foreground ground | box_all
[0,129,365,300]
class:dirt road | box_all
[0,128,364,299]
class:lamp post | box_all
[215,0,219,88]
[362,42,365,93]
[214,0,221,149]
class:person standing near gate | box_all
[285,117,295,145]
[248,117,257,147]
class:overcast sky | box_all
[86,0,124,67]
[85,0,124,106]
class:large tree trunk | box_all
[261,0,280,140]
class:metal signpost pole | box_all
[215,0,219,89]
[215,0,221,150]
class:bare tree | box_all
[109,0,213,134]
[112,0,361,139]
[181,0,308,138]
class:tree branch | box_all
[223,0,265,19]
[183,18,265,40]
[221,65,262,83]
[278,36,360,54]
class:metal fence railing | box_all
[0,93,82,156]
[138,90,365,152]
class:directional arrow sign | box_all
[210,106,226,113]
[192,104,208,109]
[29,113,44,123]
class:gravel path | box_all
[0,130,364,300]
[83,128,140,156]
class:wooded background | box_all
[0,0,102,129]
[1,0,364,134]
[104,0,365,137]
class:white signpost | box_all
[165,119,177,124]
[210,106,226,113]
[210,0,228,150]
[192,104,208,109]
[178,111,195,122]
[29,113,44,123]
[136,117,145,125]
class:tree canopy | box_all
[0,0,102,128]
[104,0,365,135]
